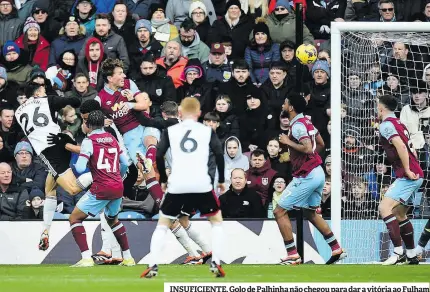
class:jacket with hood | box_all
[79,31,130,73]
[219,136,249,189]
[215,107,240,145]
[177,59,213,115]
[49,33,86,67]
[0,182,29,220]
[0,7,23,46]
[220,184,266,218]
[265,12,314,44]
[132,65,177,116]
[208,12,254,59]
[156,56,188,88]
[15,33,50,71]
[2,52,32,86]
[171,33,210,64]
[261,76,293,123]
[125,0,160,19]
[11,161,47,193]
[76,37,105,91]
[400,97,430,150]
[166,0,216,28]
[246,159,277,207]
[245,41,280,84]
[73,1,96,37]
[306,80,331,146]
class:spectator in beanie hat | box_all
[245,18,280,86]
[48,15,86,67]
[31,0,61,43]
[26,187,45,219]
[149,3,178,46]
[0,0,23,46]
[207,0,254,59]
[1,40,33,86]
[15,16,50,71]
[189,0,211,46]
[165,0,216,28]
[12,140,48,194]
[265,0,314,44]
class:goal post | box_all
[330,22,430,263]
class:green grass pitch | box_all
[1,265,429,292]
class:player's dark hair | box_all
[232,59,249,71]
[80,99,101,114]
[140,52,157,64]
[87,110,105,129]
[287,92,307,114]
[378,95,398,112]
[270,61,287,72]
[180,18,196,31]
[101,58,124,83]
[160,101,178,116]
[251,149,267,159]
[17,85,26,96]
[203,112,220,122]
[24,81,43,98]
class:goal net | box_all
[330,23,430,264]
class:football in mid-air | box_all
[296,43,318,65]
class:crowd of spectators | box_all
[1,0,430,221]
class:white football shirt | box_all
[15,98,61,155]
[166,119,213,193]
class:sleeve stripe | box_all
[79,153,90,159]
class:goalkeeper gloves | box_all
[47,133,77,146]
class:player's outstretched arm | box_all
[134,112,168,130]
[156,130,171,184]
[129,92,150,111]
[65,144,80,154]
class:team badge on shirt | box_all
[156,89,163,96]
[262,177,269,186]
[223,71,232,80]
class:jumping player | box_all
[95,58,159,167]
[277,93,347,265]
[69,110,135,267]
[141,97,226,278]
[15,82,92,251]
[377,95,423,265]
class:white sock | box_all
[172,225,200,257]
[394,246,403,255]
[185,222,211,253]
[406,249,416,258]
[82,250,91,260]
[148,225,169,267]
[43,196,57,232]
[123,249,132,260]
[415,245,424,254]
[211,222,224,265]
[100,214,121,257]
